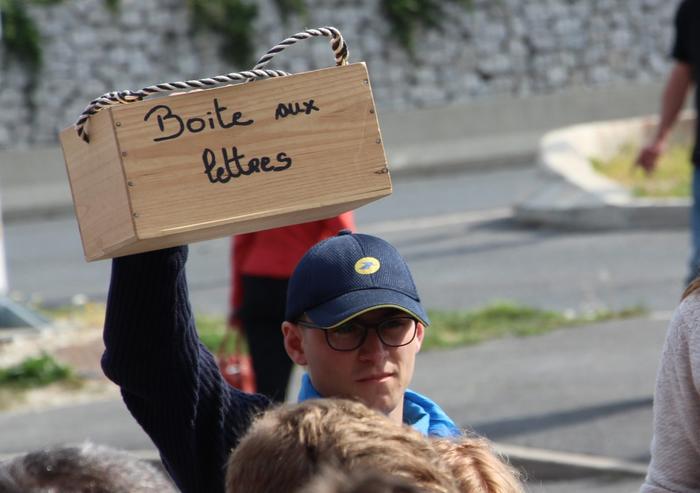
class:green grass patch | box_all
[37,301,106,329]
[35,301,648,355]
[195,314,252,355]
[422,301,647,350]
[591,142,692,198]
[0,353,77,389]
[195,314,229,352]
[37,301,234,354]
[193,302,647,353]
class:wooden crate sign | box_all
[60,63,391,261]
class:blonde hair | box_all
[225,398,457,493]
[431,438,524,493]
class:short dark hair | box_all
[0,442,176,492]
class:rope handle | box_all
[252,26,348,71]
[74,26,349,143]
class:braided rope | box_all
[74,26,349,143]
[252,26,348,71]
[74,69,289,142]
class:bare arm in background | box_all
[635,63,693,174]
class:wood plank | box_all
[111,63,390,239]
[59,111,136,261]
[91,193,387,260]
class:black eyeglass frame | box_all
[295,316,418,352]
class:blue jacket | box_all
[298,373,460,437]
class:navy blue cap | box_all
[285,231,430,328]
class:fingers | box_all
[635,146,659,175]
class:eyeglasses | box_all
[296,316,418,352]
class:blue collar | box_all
[297,373,460,438]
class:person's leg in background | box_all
[688,166,700,286]
[240,276,294,403]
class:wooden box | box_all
[60,63,391,261]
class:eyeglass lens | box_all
[326,317,416,351]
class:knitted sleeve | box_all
[101,246,270,493]
[641,295,700,493]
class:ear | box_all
[414,322,425,353]
[282,321,308,366]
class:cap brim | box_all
[305,288,430,328]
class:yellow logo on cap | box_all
[354,257,380,275]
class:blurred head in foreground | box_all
[226,398,523,493]
[0,442,176,493]
[299,468,425,493]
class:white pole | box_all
[0,218,8,296]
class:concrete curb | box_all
[514,112,696,230]
[495,443,648,482]
[386,132,538,177]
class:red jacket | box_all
[230,213,355,323]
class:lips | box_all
[356,372,394,383]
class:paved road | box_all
[2,165,689,315]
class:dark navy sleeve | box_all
[101,246,270,493]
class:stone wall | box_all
[0,0,678,149]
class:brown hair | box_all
[431,438,524,493]
[299,467,427,493]
[683,277,700,299]
[225,398,457,493]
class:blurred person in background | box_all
[641,279,700,492]
[636,0,699,285]
[229,213,355,402]
[0,442,176,493]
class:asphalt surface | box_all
[3,166,689,315]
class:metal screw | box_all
[375,138,381,144]
[363,79,368,85]
[369,108,375,114]
[132,212,139,218]
[115,122,122,127]
[121,151,127,157]
[127,181,134,187]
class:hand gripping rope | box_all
[74,26,349,143]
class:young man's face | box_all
[283,308,424,422]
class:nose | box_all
[357,328,387,361]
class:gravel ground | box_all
[0,323,117,414]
